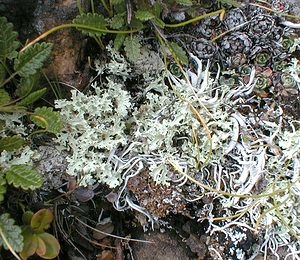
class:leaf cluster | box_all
[0,17,63,258]
[74,0,192,64]
[20,209,60,259]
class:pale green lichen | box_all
[55,44,300,258]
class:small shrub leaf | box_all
[135,10,155,21]
[0,89,11,106]
[36,232,60,259]
[124,35,142,62]
[111,0,123,5]
[175,0,193,5]
[20,227,38,259]
[14,42,53,78]
[114,33,126,50]
[0,135,25,152]
[0,174,6,203]
[73,13,109,37]
[111,13,125,29]
[168,41,188,65]
[0,63,6,84]
[16,73,40,97]
[17,88,47,106]
[0,213,23,253]
[31,209,53,232]
[0,17,20,61]
[30,107,63,134]
[5,164,43,190]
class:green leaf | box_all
[16,73,40,98]
[31,209,53,232]
[111,13,125,29]
[0,213,23,253]
[0,174,6,203]
[36,232,60,259]
[20,227,38,259]
[14,42,53,78]
[30,107,63,134]
[0,89,10,106]
[114,33,126,50]
[153,2,163,17]
[0,135,25,152]
[0,63,6,85]
[73,13,109,37]
[124,35,142,62]
[175,0,193,5]
[168,41,188,65]
[0,105,26,113]
[216,0,241,7]
[22,211,34,226]
[17,88,47,106]
[5,164,43,190]
[135,10,155,21]
[111,0,123,4]
[0,17,20,61]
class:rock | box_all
[32,0,91,90]
[0,0,91,90]
[132,230,195,260]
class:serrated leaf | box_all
[135,10,155,21]
[30,107,63,134]
[16,73,40,97]
[0,213,23,253]
[36,233,60,259]
[0,135,25,152]
[111,13,125,29]
[216,0,241,7]
[0,89,10,106]
[0,63,6,85]
[14,42,53,78]
[5,165,43,190]
[111,0,123,5]
[0,17,20,61]
[31,209,53,232]
[128,17,144,30]
[0,174,6,203]
[114,33,126,50]
[153,2,163,17]
[73,13,109,37]
[124,35,142,62]
[175,0,193,5]
[168,41,188,65]
[17,88,47,106]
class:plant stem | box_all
[101,0,113,17]
[0,72,17,88]
[21,24,142,52]
[164,9,225,28]
[77,0,83,14]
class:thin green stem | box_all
[21,24,143,52]
[77,0,83,14]
[0,72,17,88]
[164,9,225,28]
[100,0,113,17]
[91,0,95,14]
